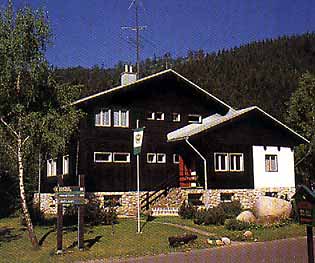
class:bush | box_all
[193,210,206,225]
[20,205,55,226]
[203,206,226,225]
[224,218,250,231]
[178,202,196,219]
[217,200,242,219]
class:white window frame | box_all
[94,152,112,163]
[146,111,155,120]
[214,153,229,172]
[229,153,244,172]
[188,114,202,123]
[172,113,181,122]
[157,153,166,163]
[265,154,278,172]
[95,109,111,127]
[113,152,130,163]
[173,154,180,164]
[62,155,69,175]
[47,158,57,177]
[147,153,157,163]
[113,110,129,128]
[155,112,165,121]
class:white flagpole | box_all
[136,119,141,233]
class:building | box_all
[39,68,309,216]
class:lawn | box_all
[0,216,307,262]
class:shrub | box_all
[203,206,226,225]
[217,200,242,219]
[193,210,206,225]
[178,202,196,219]
[224,218,250,231]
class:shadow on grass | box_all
[66,235,103,250]
[0,227,22,245]
[140,216,156,232]
[39,228,55,246]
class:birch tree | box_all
[0,1,82,248]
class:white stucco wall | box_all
[252,146,295,188]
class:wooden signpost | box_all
[54,174,86,254]
[292,185,315,263]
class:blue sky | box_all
[2,0,315,68]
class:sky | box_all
[1,0,315,68]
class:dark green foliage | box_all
[178,202,196,219]
[193,210,206,225]
[217,200,242,219]
[224,219,250,231]
[203,206,226,225]
[20,206,55,226]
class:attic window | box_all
[95,109,111,127]
[156,112,165,121]
[265,155,278,172]
[113,110,129,127]
[172,113,181,122]
[188,114,202,124]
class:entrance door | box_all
[179,156,196,188]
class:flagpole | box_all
[136,119,141,233]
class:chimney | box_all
[121,64,137,86]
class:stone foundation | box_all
[34,187,295,217]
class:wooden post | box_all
[78,174,85,250]
[307,225,314,263]
[56,175,63,254]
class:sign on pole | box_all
[133,127,144,155]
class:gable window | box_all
[229,153,244,171]
[172,113,181,122]
[173,154,179,164]
[265,154,278,172]
[157,153,166,163]
[214,153,228,171]
[188,114,202,124]
[113,152,130,163]
[113,110,129,127]
[94,152,112,163]
[147,153,156,163]
[155,112,164,121]
[47,158,57,177]
[95,109,111,127]
[63,155,69,175]
[146,111,155,120]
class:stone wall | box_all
[34,187,295,217]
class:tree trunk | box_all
[18,136,39,249]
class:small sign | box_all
[133,127,144,155]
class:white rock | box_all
[215,239,224,246]
[221,237,231,245]
[254,196,292,220]
[236,211,256,223]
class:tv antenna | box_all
[121,0,147,79]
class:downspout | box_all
[185,138,208,190]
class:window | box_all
[113,110,129,127]
[147,153,156,163]
[94,152,112,163]
[104,195,122,207]
[146,111,155,120]
[172,113,181,122]
[265,154,278,172]
[188,193,203,206]
[173,154,180,164]
[113,152,130,163]
[157,153,166,163]
[214,153,228,171]
[62,155,69,175]
[229,154,244,171]
[155,112,164,120]
[188,114,202,123]
[95,109,111,127]
[47,159,57,177]
[265,192,278,197]
[220,193,234,202]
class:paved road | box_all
[104,237,313,263]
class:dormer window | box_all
[95,109,111,127]
[172,113,181,122]
[113,110,129,127]
[156,112,165,121]
[188,114,202,124]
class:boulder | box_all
[221,237,231,245]
[254,196,292,221]
[236,211,256,223]
[215,239,224,246]
[243,230,253,240]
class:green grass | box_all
[0,216,307,262]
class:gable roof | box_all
[167,106,309,144]
[71,69,234,111]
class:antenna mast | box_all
[121,0,146,79]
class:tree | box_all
[286,72,315,185]
[0,1,82,248]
